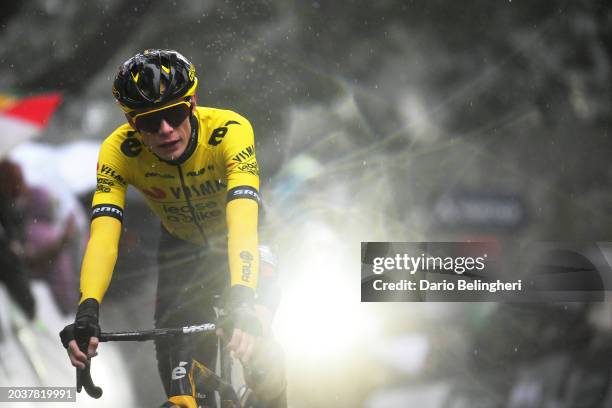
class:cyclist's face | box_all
[130,98,195,161]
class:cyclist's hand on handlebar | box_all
[59,298,101,369]
[65,337,99,369]
[217,305,262,363]
[227,327,260,364]
[219,286,264,363]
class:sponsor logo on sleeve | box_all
[96,177,115,193]
[91,204,124,222]
[98,164,127,186]
[226,186,261,204]
[231,145,255,163]
[240,251,254,282]
[236,162,259,176]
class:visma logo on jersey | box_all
[98,163,127,186]
[169,180,226,199]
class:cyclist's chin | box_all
[154,141,187,161]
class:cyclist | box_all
[59,49,286,407]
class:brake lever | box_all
[76,333,103,399]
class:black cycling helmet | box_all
[112,49,198,113]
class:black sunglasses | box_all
[132,101,192,133]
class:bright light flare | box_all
[274,221,380,363]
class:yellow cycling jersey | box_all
[80,106,260,303]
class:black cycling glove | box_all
[223,285,262,336]
[59,298,101,351]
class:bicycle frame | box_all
[76,322,245,407]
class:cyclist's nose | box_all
[158,119,174,134]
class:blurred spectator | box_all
[0,158,85,317]
[23,186,83,314]
[0,159,35,319]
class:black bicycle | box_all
[76,322,262,407]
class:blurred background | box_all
[2,0,612,406]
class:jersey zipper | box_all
[176,164,209,246]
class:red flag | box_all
[0,93,63,157]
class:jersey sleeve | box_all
[79,217,121,303]
[79,135,130,304]
[214,113,261,292]
[216,115,260,192]
[92,136,130,220]
[226,199,259,291]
